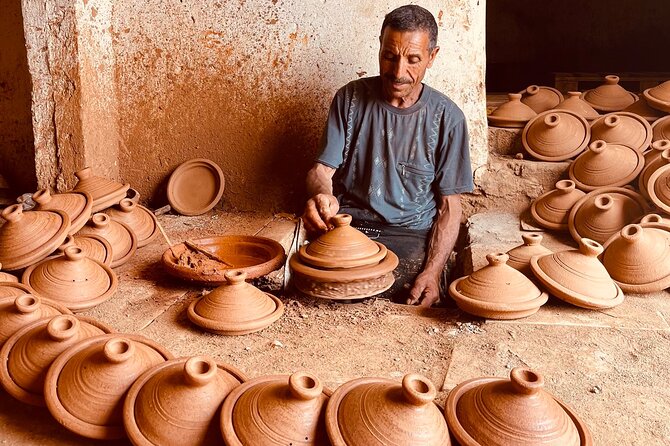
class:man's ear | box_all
[426,46,440,68]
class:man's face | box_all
[378,27,439,107]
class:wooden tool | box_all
[184,240,234,267]
[154,218,178,258]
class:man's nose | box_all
[392,59,406,79]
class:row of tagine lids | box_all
[0,298,594,445]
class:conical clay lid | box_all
[445,368,592,446]
[125,356,246,446]
[76,213,137,268]
[648,163,670,214]
[555,91,600,121]
[506,234,552,275]
[44,334,172,440]
[602,224,670,293]
[188,270,284,335]
[0,314,113,406]
[0,263,18,283]
[581,75,637,112]
[568,140,644,191]
[0,294,71,346]
[519,85,563,114]
[22,246,118,312]
[643,80,670,113]
[221,371,331,446]
[59,233,114,266]
[33,189,92,233]
[0,204,70,271]
[623,98,666,123]
[488,93,537,128]
[522,110,590,161]
[530,238,624,309]
[104,199,158,248]
[72,167,130,212]
[0,282,34,298]
[449,253,547,319]
[652,115,670,142]
[639,143,670,199]
[531,180,586,231]
[590,112,652,152]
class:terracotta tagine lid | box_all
[487,93,537,128]
[126,188,141,203]
[530,238,624,309]
[555,91,600,121]
[0,314,113,406]
[589,112,653,153]
[104,198,158,248]
[445,367,592,446]
[0,263,18,283]
[568,140,644,191]
[522,110,590,161]
[44,334,173,440]
[623,97,666,123]
[0,282,34,298]
[519,85,563,114]
[22,246,118,312]
[647,162,670,214]
[0,294,71,346]
[506,233,552,276]
[530,180,586,231]
[326,373,450,446]
[635,213,670,232]
[0,204,70,271]
[32,188,93,234]
[76,213,138,268]
[601,224,670,293]
[639,142,670,199]
[72,167,130,212]
[125,356,247,446]
[221,371,331,446]
[652,115,670,142]
[449,253,548,319]
[167,158,225,216]
[59,233,114,266]
[642,80,670,113]
[568,187,649,244]
[581,75,637,112]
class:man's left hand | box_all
[406,270,441,307]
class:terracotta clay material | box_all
[555,91,600,122]
[22,246,118,312]
[326,373,450,446]
[568,140,644,191]
[639,143,670,200]
[221,371,331,446]
[188,270,284,335]
[522,110,590,161]
[623,97,666,123]
[0,282,35,298]
[651,115,670,142]
[32,189,93,234]
[581,75,637,112]
[634,213,670,232]
[589,112,653,153]
[64,233,114,266]
[530,180,586,231]
[104,198,158,248]
[167,158,225,216]
[0,314,113,406]
[0,204,70,271]
[642,80,670,113]
[0,263,19,282]
[519,85,563,114]
[0,294,71,346]
[445,367,593,446]
[487,93,537,128]
[44,334,173,440]
[530,238,624,310]
[647,162,670,214]
[76,213,138,268]
[72,167,130,213]
[162,235,286,285]
[124,356,247,446]
[126,188,141,203]
[506,233,552,276]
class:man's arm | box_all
[301,163,340,236]
[406,193,462,307]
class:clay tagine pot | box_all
[505,233,552,276]
[635,213,670,232]
[0,282,35,298]
[487,93,537,128]
[125,356,247,446]
[589,112,653,153]
[647,161,670,214]
[76,213,138,268]
[0,263,18,283]
[58,233,114,266]
[601,224,670,293]
[445,367,593,446]
[72,167,130,212]
[555,91,600,122]
[0,294,71,346]
[187,270,284,335]
[530,238,624,309]
[652,115,670,142]
[0,314,113,406]
[522,110,590,161]
[44,334,173,440]
[642,79,670,113]
[449,253,548,319]
[22,246,118,312]
[530,180,586,231]
[0,204,70,271]
[581,75,637,112]
[623,97,666,123]
[519,85,563,114]
[639,142,670,199]
[325,373,450,445]
[32,188,93,234]
[104,198,158,248]
[568,140,644,191]
[221,371,331,446]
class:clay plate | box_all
[167,159,225,216]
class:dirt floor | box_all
[1,210,669,445]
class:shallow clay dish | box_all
[72,167,130,213]
[623,98,666,123]
[506,233,552,275]
[651,115,670,142]
[568,140,644,191]
[519,85,563,114]
[76,213,138,268]
[522,110,590,161]
[530,180,586,231]
[581,75,637,112]
[0,294,71,346]
[555,91,600,121]
[643,80,670,113]
[488,93,537,128]
[104,198,158,248]
[33,189,92,234]
[590,112,653,153]
[167,158,225,216]
[0,263,18,283]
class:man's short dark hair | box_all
[381,5,438,50]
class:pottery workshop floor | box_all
[1,210,670,445]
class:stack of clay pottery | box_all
[530,238,624,310]
[449,253,548,319]
[652,115,670,142]
[445,367,593,445]
[568,140,644,191]
[76,213,138,268]
[519,85,563,113]
[188,270,284,335]
[221,371,330,445]
[72,167,130,212]
[290,214,399,300]
[581,75,637,112]
[0,263,18,282]
[104,198,159,248]
[639,141,670,200]
[522,110,590,161]
[623,98,666,123]
[531,180,586,231]
[589,112,652,153]
[0,294,71,346]
[555,91,600,122]
[44,334,173,440]
[488,93,537,128]
[0,314,113,406]
[32,189,92,233]
[643,79,670,113]
[59,233,114,266]
[505,233,552,276]
[125,356,246,445]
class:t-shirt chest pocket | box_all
[397,162,435,198]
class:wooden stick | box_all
[154,218,178,257]
[184,240,234,267]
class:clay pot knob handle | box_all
[47,315,80,341]
[58,235,76,253]
[661,149,670,163]
[604,75,620,85]
[75,167,92,180]
[32,189,52,205]
[90,213,110,229]
[525,85,540,96]
[14,294,40,314]
[1,204,24,223]
[589,140,607,155]
[401,374,436,406]
[555,180,576,194]
[118,198,135,213]
[543,113,561,128]
[621,224,643,244]
[568,91,581,98]
[331,214,352,227]
[510,368,544,395]
[103,338,135,364]
[594,194,614,211]
[288,371,323,401]
[64,246,85,262]
[640,214,663,224]
[652,139,670,151]
[578,238,604,257]
[521,233,543,246]
[486,253,509,266]
[224,270,247,285]
[603,115,620,129]
[183,356,218,387]
[507,93,522,102]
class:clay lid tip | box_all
[330,213,353,227]
[289,371,324,400]
[589,140,607,153]
[183,356,218,386]
[604,114,620,128]
[521,233,543,245]
[621,224,643,243]
[594,194,614,211]
[90,213,110,228]
[103,337,135,364]
[1,204,23,222]
[63,246,85,261]
[555,179,576,192]
[47,314,81,341]
[402,373,436,406]
[14,294,41,314]
[224,270,247,284]
[605,75,620,84]
[544,113,561,127]
[578,238,604,257]
[510,367,544,395]
[486,252,509,266]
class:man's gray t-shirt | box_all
[317,76,474,230]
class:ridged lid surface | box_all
[488,93,537,128]
[522,111,590,161]
[590,112,653,152]
[531,180,586,231]
[104,199,158,248]
[569,140,644,191]
[581,75,637,112]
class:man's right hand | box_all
[302,193,340,237]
